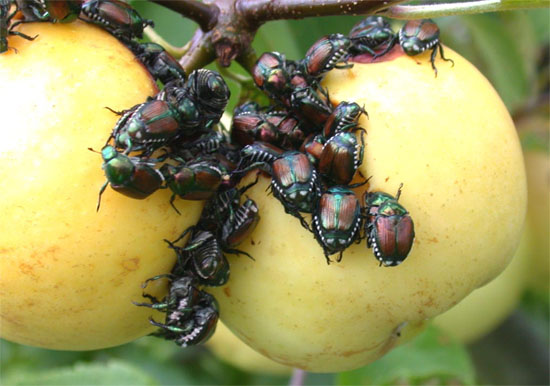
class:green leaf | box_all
[520,130,550,153]
[89,337,212,385]
[337,325,476,385]
[254,20,302,60]
[526,8,550,44]
[130,1,196,46]
[461,14,532,113]
[3,360,158,386]
[439,16,485,68]
[0,339,93,375]
[520,289,550,343]
[499,12,539,98]
[285,16,361,56]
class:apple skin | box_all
[207,47,527,372]
[433,226,531,343]
[0,22,203,350]
[207,321,293,375]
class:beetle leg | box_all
[290,210,312,233]
[223,247,255,261]
[438,43,454,67]
[7,4,17,21]
[143,273,174,284]
[142,293,160,303]
[351,43,377,57]
[171,226,195,244]
[238,172,260,195]
[430,46,439,77]
[357,129,366,168]
[133,297,166,309]
[372,36,397,59]
[8,29,37,41]
[334,61,353,70]
[298,214,312,233]
[169,193,181,215]
[149,317,188,333]
[348,177,369,189]
[96,181,109,211]
[317,83,330,101]
[180,235,208,252]
[323,250,332,265]
[8,17,38,41]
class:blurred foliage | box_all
[337,325,476,385]
[2,3,549,385]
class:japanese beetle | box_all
[180,130,227,156]
[17,0,82,23]
[313,186,362,263]
[252,51,293,104]
[185,69,230,124]
[349,16,397,58]
[301,33,352,78]
[136,273,219,346]
[169,231,230,287]
[1,0,36,53]
[0,0,13,52]
[319,131,364,186]
[271,151,321,229]
[233,101,261,115]
[214,142,241,176]
[323,101,367,138]
[109,99,181,154]
[300,133,326,166]
[363,186,415,267]
[398,19,454,77]
[97,145,164,210]
[150,286,219,347]
[80,0,153,40]
[236,141,284,175]
[290,86,332,128]
[197,175,259,233]
[180,197,261,262]
[220,198,260,254]
[157,82,205,134]
[161,159,229,211]
[272,113,308,150]
[231,111,280,147]
[131,41,186,85]
[135,274,200,318]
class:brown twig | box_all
[150,0,219,31]
[151,0,410,71]
[235,46,259,74]
[237,0,409,28]
[178,28,216,73]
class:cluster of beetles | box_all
[2,0,453,348]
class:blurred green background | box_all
[1,3,548,385]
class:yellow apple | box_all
[207,321,292,375]
[207,47,527,372]
[433,226,531,343]
[0,22,202,350]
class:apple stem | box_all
[289,368,308,386]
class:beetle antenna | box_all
[360,104,369,119]
[396,183,404,201]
